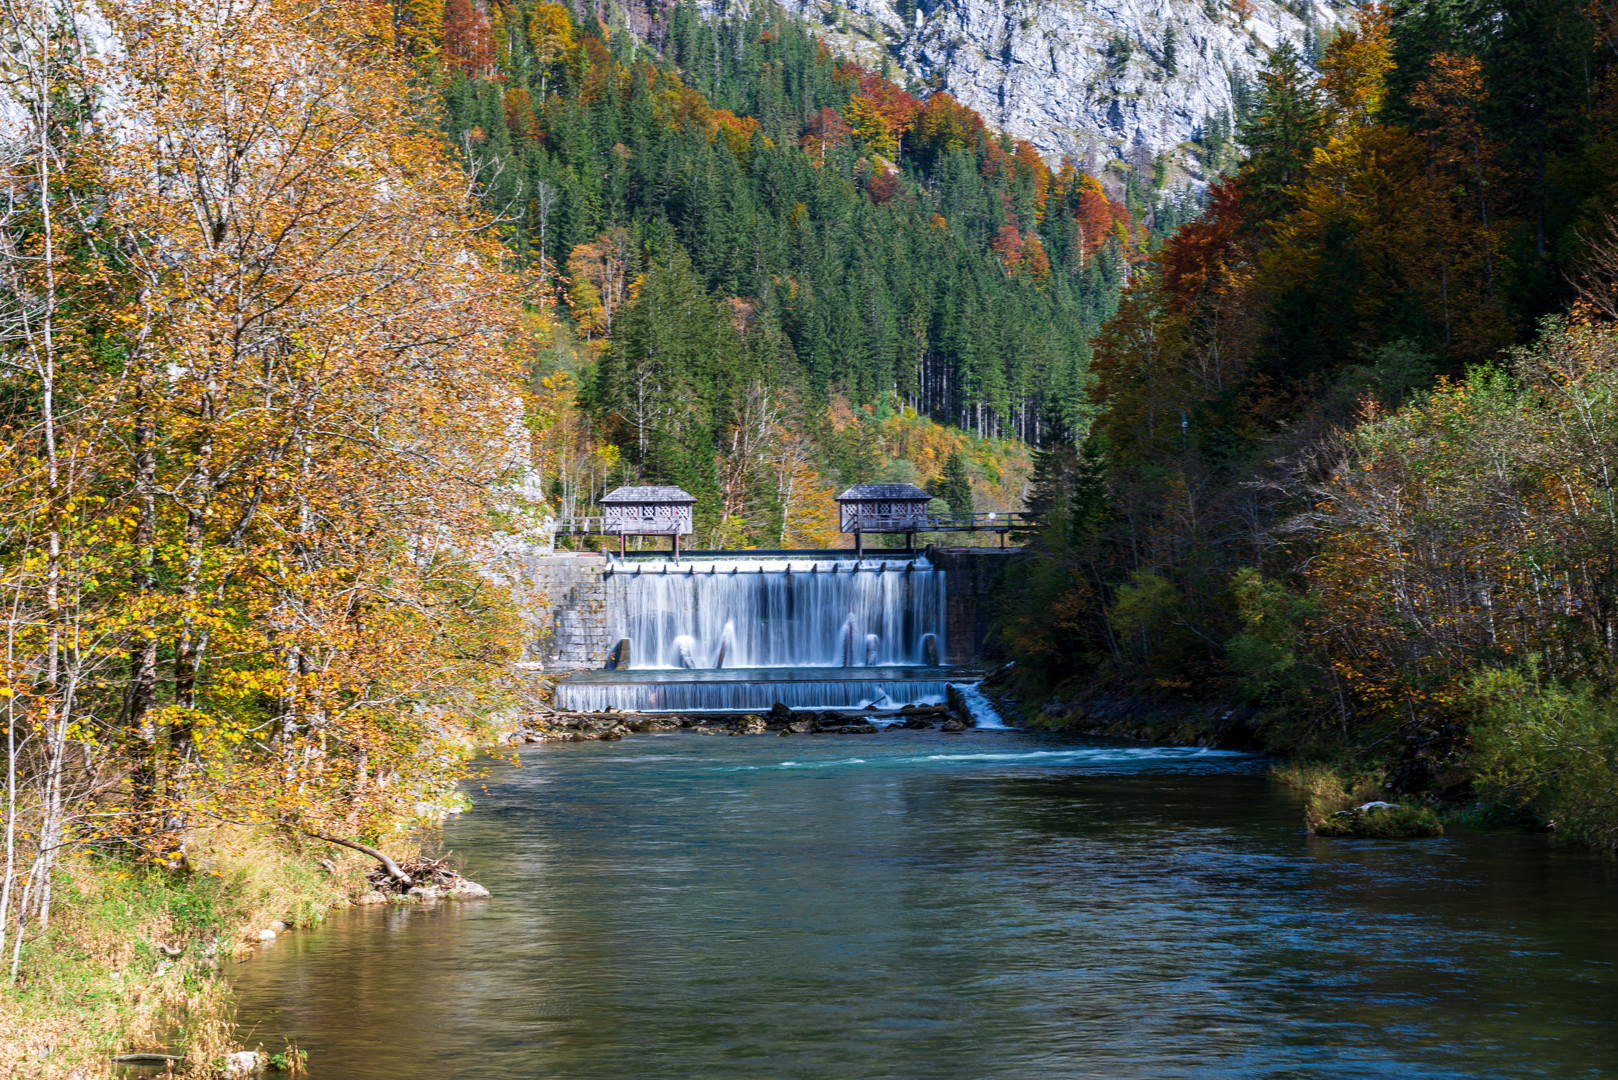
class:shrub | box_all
[1469,661,1618,853]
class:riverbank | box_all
[1009,683,1537,842]
[0,700,984,1078]
[0,827,368,1079]
[0,818,503,1080]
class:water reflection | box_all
[233,731,1618,1079]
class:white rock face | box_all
[710,0,1346,172]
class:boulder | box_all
[598,724,630,741]
[940,719,968,732]
[769,701,792,721]
[223,1050,263,1078]
[900,717,935,730]
[733,715,768,735]
[786,719,814,734]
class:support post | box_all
[673,532,681,560]
[855,528,863,560]
[620,532,626,558]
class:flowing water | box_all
[603,558,945,669]
[232,730,1618,1079]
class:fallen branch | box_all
[300,829,412,886]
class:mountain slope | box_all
[702,0,1347,173]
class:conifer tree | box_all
[935,451,974,515]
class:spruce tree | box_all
[935,451,974,515]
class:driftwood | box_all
[373,855,465,893]
[113,1053,184,1065]
[302,829,413,886]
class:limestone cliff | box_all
[703,0,1347,175]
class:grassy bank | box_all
[0,828,386,1080]
[1011,687,1535,844]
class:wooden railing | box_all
[845,511,1044,533]
[554,516,686,536]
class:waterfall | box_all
[556,678,953,713]
[604,557,946,669]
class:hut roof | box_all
[601,485,697,504]
[835,483,933,502]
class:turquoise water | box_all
[231,729,1618,1078]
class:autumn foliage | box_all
[0,0,528,959]
[1001,0,1618,841]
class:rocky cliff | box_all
[703,0,1347,176]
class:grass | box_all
[0,825,378,1079]
[1310,802,1446,839]
[1273,762,1444,839]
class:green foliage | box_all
[934,450,973,514]
[1238,41,1324,221]
[1470,661,1618,853]
[442,0,1126,447]
[1225,568,1317,709]
[1312,803,1445,838]
[993,0,1618,855]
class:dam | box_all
[516,484,1021,714]
[549,553,960,712]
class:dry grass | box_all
[0,825,382,1079]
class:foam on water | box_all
[949,682,1008,729]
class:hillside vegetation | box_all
[1002,0,1618,850]
[433,0,1206,542]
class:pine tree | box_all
[935,450,974,514]
[1239,41,1325,223]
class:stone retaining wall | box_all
[930,547,1023,664]
[507,552,611,669]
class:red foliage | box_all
[1157,178,1246,309]
[981,140,1010,182]
[867,166,901,205]
[849,65,920,134]
[991,224,1024,271]
[504,87,541,142]
[442,0,494,75]
[799,106,852,163]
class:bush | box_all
[1310,802,1444,838]
[1469,661,1618,853]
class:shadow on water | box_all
[231,730,1618,1079]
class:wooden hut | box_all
[835,483,933,556]
[601,485,697,557]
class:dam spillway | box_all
[553,555,955,712]
[604,557,944,669]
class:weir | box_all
[553,554,959,712]
[603,557,943,669]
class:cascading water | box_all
[603,557,945,669]
[555,555,955,713]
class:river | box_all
[231,728,1618,1078]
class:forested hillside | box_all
[1003,0,1618,848]
[420,0,1198,541]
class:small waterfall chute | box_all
[674,636,698,669]
[713,621,735,669]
